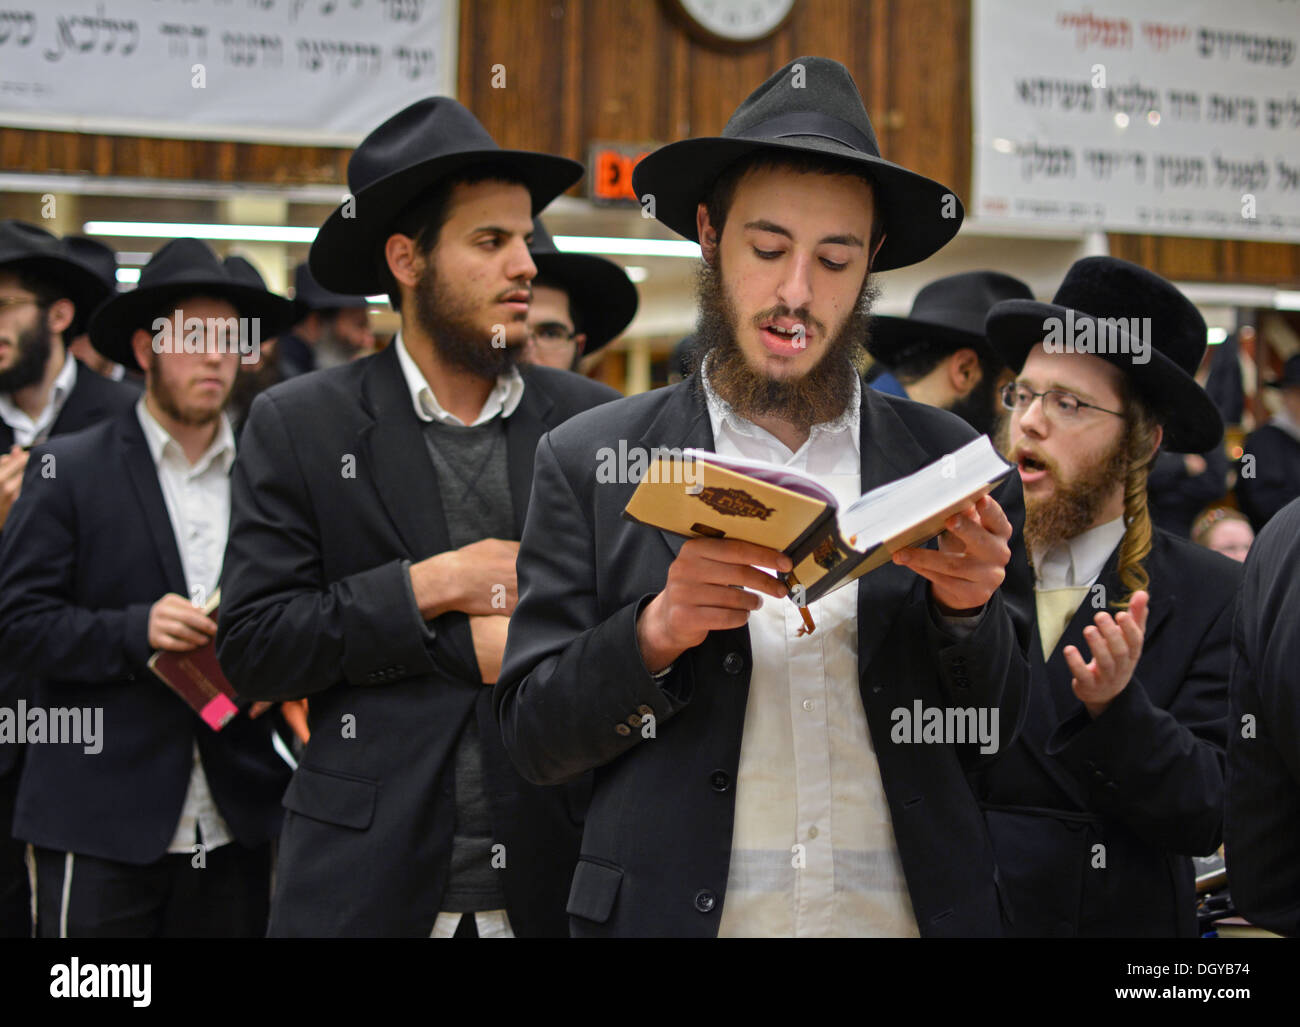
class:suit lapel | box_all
[856,390,940,682]
[118,413,188,595]
[49,361,101,436]
[357,345,451,559]
[505,372,555,537]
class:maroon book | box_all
[147,590,239,731]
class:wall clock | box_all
[666,0,798,47]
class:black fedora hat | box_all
[529,219,638,353]
[222,254,270,291]
[1265,354,1300,389]
[868,270,1033,368]
[310,97,584,295]
[89,238,297,370]
[0,220,114,329]
[631,56,963,271]
[290,261,370,323]
[60,236,120,339]
[986,256,1221,453]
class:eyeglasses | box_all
[529,322,577,348]
[999,383,1124,422]
[0,295,40,314]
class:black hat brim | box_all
[630,136,962,272]
[986,299,1223,454]
[89,280,297,371]
[531,252,638,352]
[866,314,996,368]
[0,254,113,336]
[310,150,584,295]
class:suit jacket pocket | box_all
[566,857,624,924]
[282,764,378,831]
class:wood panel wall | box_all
[1,0,1294,285]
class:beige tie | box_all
[1036,586,1090,660]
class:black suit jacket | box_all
[0,361,139,779]
[216,345,619,937]
[494,380,1034,937]
[1226,496,1300,937]
[971,528,1239,936]
[0,408,290,862]
[1237,423,1300,533]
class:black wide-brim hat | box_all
[310,97,584,295]
[290,260,371,323]
[868,270,1033,367]
[89,238,298,370]
[631,57,963,271]
[529,219,637,352]
[1265,354,1300,389]
[0,220,114,331]
[986,256,1222,453]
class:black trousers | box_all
[33,841,272,938]
[0,765,31,938]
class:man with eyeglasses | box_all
[971,257,1240,936]
[520,219,637,373]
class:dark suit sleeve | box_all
[1225,506,1300,936]
[217,393,439,702]
[0,447,153,682]
[495,432,691,786]
[1045,599,1230,857]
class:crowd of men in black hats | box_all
[0,55,1297,940]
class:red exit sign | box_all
[587,142,657,205]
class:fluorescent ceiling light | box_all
[1207,327,1227,345]
[116,268,141,285]
[85,221,318,243]
[554,235,701,259]
[1276,290,1300,311]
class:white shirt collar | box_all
[135,394,235,475]
[698,353,861,461]
[0,351,77,445]
[1033,515,1126,589]
[394,331,524,428]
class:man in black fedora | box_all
[973,256,1240,936]
[496,56,1033,937]
[0,219,136,937]
[1237,354,1300,533]
[216,96,619,937]
[867,270,1033,436]
[521,218,638,372]
[276,261,376,378]
[61,234,137,384]
[0,237,296,936]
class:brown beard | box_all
[148,352,227,428]
[695,254,875,433]
[999,410,1132,557]
[413,253,522,380]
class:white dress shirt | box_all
[395,331,524,427]
[135,397,237,855]
[1032,517,1127,590]
[0,351,76,447]
[699,364,919,937]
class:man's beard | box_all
[148,353,226,428]
[999,411,1131,556]
[946,368,1000,437]
[413,257,521,380]
[0,320,52,393]
[695,255,875,432]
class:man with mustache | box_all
[496,57,1033,937]
[0,220,135,937]
[973,257,1241,936]
[866,271,1033,437]
[0,239,296,936]
[216,97,618,937]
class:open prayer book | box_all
[623,435,1013,632]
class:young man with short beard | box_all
[216,97,619,937]
[0,239,296,936]
[973,256,1242,937]
[496,57,1034,938]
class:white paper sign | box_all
[0,0,457,145]
[973,0,1300,241]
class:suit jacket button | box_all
[615,723,632,736]
[694,889,716,913]
[710,770,730,792]
[637,704,654,717]
[627,714,643,727]
[723,652,744,675]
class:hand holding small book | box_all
[148,592,217,651]
[891,494,1013,615]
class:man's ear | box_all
[948,348,981,396]
[129,327,154,372]
[44,297,75,338]
[384,233,424,298]
[696,203,719,265]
